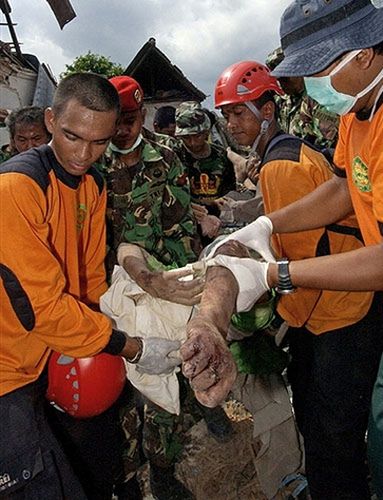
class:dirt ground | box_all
[138,400,269,500]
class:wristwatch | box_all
[275,259,296,295]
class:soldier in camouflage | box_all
[266,47,339,151]
[174,101,236,206]
[96,87,199,277]
[168,101,236,243]
[97,76,203,500]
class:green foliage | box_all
[230,334,290,376]
[60,51,124,79]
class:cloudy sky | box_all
[4,0,291,106]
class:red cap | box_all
[109,76,144,112]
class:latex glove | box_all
[199,214,222,238]
[205,215,276,262]
[207,255,270,312]
[135,337,181,375]
[181,317,237,407]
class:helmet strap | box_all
[244,101,262,121]
[244,101,270,154]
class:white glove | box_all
[135,337,181,375]
[205,215,276,262]
[207,255,270,312]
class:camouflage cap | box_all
[175,101,211,136]
[265,47,285,71]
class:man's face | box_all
[180,130,209,155]
[12,122,50,153]
[221,104,260,147]
[309,50,381,113]
[112,109,145,149]
[45,98,117,176]
[155,123,176,137]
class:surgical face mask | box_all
[304,50,383,116]
[109,133,143,155]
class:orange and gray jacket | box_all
[0,145,115,396]
[260,134,373,334]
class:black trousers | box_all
[47,382,130,500]
[0,376,87,499]
[287,293,383,500]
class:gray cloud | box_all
[6,0,291,106]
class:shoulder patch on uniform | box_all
[0,264,35,331]
[0,145,53,193]
[87,166,105,195]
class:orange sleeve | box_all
[0,173,112,358]
[369,121,383,224]
[333,115,349,173]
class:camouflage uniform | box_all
[0,147,12,165]
[97,134,198,276]
[176,143,236,209]
[172,102,236,213]
[97,134,199,476]
[266,47,339,150]
[276,92,339,150]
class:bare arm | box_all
[181,241,249,407]
[269,175,354,233]
[117,243,204,305]
[267,243,383,291]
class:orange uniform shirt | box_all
[260,138,373,334]
[334,104,383,246]
[0,146,112,395]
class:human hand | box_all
[207,255,270,312]
[135,337,181,375]
[191,202,208,223]
[199,214,222,238]
[227,147,247,183]
[205,215,276,262]
[145,269,205,305]
[246,154,262,186]
[181,317,237,407]
[0,108,9,125]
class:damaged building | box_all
[125,38,206,130]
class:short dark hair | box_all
[7,106,49,139]
[52,72,120,116]
[153,105,176,129]
[254,91,277,109]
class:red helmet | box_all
[214,61,284,108]
[46,352,126,419]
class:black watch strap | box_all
[275,259,296,295]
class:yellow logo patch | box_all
[352,156,371,193]
[77,203,87,231]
